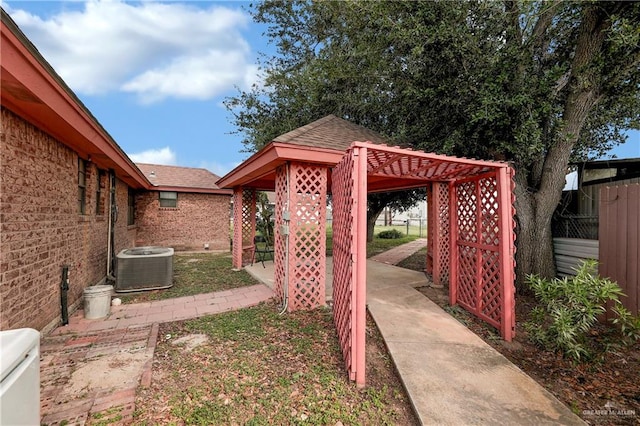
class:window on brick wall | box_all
[128,188,135,226]
[96,169,105,215]
[78,158,86,214]
[159,191,178,208]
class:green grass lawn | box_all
[121,229,416,304]
[133,301,415,425]
[119,252,259,304]
[374,224,427,237]
[326,224,419,257]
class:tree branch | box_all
[528,0,561,60]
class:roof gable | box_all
[272,115,389,151]
[136,163,226,192]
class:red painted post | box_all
[232,188,243,270]
[475,179,483,315]
[432,183,442,286]
[354,146,368,387]
[244,189,257,266]
[449,181,459,306]
[426,184,434,274]
[497,167,515,341]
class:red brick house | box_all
[0,11,231,333]
[135,163,231,251]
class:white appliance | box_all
[0,328,40,425]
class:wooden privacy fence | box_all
[599,183,639,316]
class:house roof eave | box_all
[1,10,150,189]
[216,142,344,189]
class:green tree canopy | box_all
[226,0,640,283]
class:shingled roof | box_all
[136,163,228,193]
[273,115,389,151]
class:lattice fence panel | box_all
[232,188,243,269]
[426,186,433,274]
[479,178,500,246]
[457,181,477,243]
[287,163,327,310]
[454,175,507,332]
[331,151,357,381]
[480,249,501,327]
[456,181,478,312]
[241,188,256,265]
[273,165,287,303]
[456,246,477,308]
[435,183,450,284]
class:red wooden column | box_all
[286,162,328,311]
[273,165,287,304]
[353,145,368,387]
[426,184,434,274]
[432,182,450,288]
[231,187,256,270]
[497,167,516,341]
[449,180,459,306]
[331,145,366,386]
[232,188,243,270]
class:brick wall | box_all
[0,109,135,332]
[135,191,230,251]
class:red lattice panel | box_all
[332,150,357,381]
[456,246,477,308]
[231,188,256,267]
[434,183,450,285]
[479,177,500,247]
[240,188,256,265]
[454,174,507,332]
[456,181,477,243]
[480,249,501,327]
[287,163,327,310]
[232,188,243,269]
[426,186,433,274]
[273,165,287,303]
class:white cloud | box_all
[129,147,177,165]
[8,0,258,102]
[198,160,241,177]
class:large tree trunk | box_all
[366,206,385,242]
[514,172,557,288]
[514,4,610,288]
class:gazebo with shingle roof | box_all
[217,115,516,386]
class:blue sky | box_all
[4,1,639,177]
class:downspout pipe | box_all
[60,265,69,325]
[106,169,117,281]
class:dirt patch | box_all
[169,333,209,351]
[68,350,151,397]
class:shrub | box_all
[377,229,404,239]
[524,259,640,361]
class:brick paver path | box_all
[369,238,427,265]
[40,284,273,425]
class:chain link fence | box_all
[552,215,599,240]
[374,218,428,237]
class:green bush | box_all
[525,259,640,361]
[377,229,404,239]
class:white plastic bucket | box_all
[83,285,113,319]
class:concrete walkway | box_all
[369,237,427,265]
[247,247,585,425]
[40,284,273,425]
[365,261,584,425]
